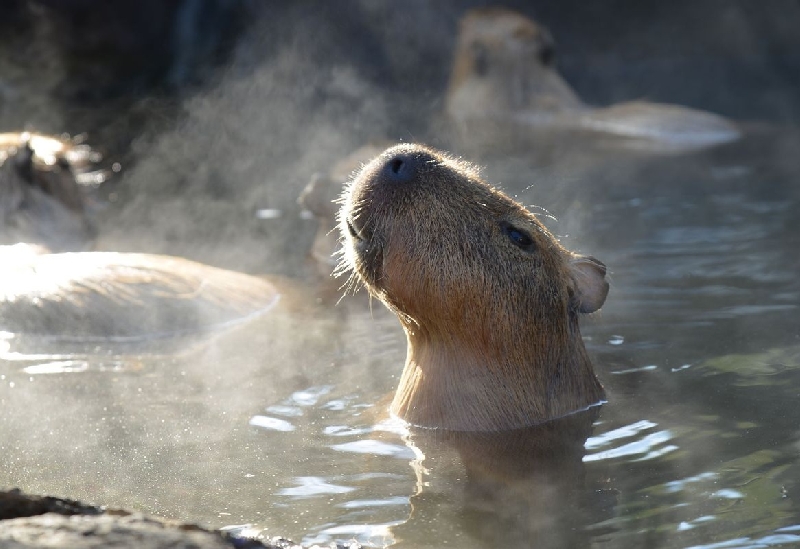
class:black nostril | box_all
[381,153,417,184]
[389,158,404,174]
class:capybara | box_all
[0,132,104,250]
[0,244,279,342]
[339,144,608,431]
[445,8,740,152]
[298,143,390,279]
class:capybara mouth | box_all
[340,208,383,287]
[345,216,365,242]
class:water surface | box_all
[1,130,799,548]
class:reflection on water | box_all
[2,131,800,548]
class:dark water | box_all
[1,129,800,548]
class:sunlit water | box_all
[2,130,800,549]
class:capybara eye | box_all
[539,42,555,66]
[346,218,362,241]
[538,29,556,66]
[470,42,489,76]
[501,222,536,251]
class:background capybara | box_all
[445,7,740,153]
[0,132,102,251]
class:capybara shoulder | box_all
[339,143,607,431]
[0,249,280,341]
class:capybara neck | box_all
[393,310,603,431]
[339,144,608,431]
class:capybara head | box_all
[339,144,608,431]
[445,7,582,126]
[1,135,96,251]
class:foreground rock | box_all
[0,490,359,549]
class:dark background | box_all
[2,1,799,138]
[1,0,798,273]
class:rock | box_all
[0,490,360,549]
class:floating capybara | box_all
[0,132,106,251]
[339,144,608,431]
[445,8,740,152]
[0,244,279,346]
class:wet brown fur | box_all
[339,144,608,431]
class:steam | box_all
[95,6,417,276]
[1,2,799,547]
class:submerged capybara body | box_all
[339,144,608,431]
[445,8,740,152]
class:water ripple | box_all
[663,471,718,494]
[585,420,676,463]
[248,415,295,432]
[291,385,334,406]
[585,420,657,450]
[686,533,800,549]
[338,496,409,509]
[331,439,416,459]
[278,476,355,497]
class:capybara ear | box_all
[569,256,609,313]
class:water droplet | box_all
[255,208,282,220]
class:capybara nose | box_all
[380,153,418,185]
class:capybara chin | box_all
[338,143,608,432]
